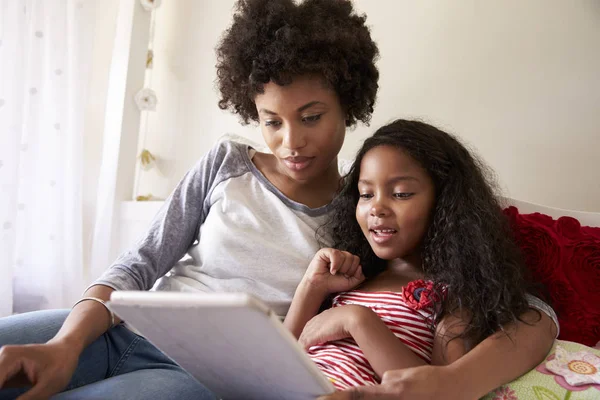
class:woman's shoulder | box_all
[185,137,254,182]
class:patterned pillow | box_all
[503,207,600,347]
[482,340,600,400]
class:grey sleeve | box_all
[526,294,560,338]
[91,140,240,291]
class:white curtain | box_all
[0,0,96,316]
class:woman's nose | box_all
[282,124,307,151]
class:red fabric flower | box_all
[402,280,441,311]
[503,206,600,347]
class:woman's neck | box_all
[253,152,341,208]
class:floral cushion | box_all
[482,340,600,400]
[503,207,600,347]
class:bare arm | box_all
[284,281,328,339]
[439,309,557,399]
[0,285,122,398]
[284,248,364,339]
[51,285,120,352]
[431,311,470,366]
[347,306,427,378]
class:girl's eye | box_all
[302,114,322,124]
[394,193,414,199]
[264,120,281,127]
[359,193,373,200]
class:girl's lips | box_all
[283,157,314,171]
[369,228,397,245]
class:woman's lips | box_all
[283,156,314,171]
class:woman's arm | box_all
[0,285,119,398]
[431,311,470,365]
[442,308,557,399]
[52,285,120,353]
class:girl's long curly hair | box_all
[216,0,379,127]
[327,119,535,345]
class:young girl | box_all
[285,119,558,396]
[0,1,554,399]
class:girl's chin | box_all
[372,250,401,261]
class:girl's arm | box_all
[299,304,427,378]
[284,281,329,338]
[345,306,427,377]
[316,308,556,400]
[284,248,364,338]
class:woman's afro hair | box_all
[216,0,379,127]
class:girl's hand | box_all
[303,248,365,295]
[298,305,370,349]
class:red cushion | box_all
[503,206,600,347]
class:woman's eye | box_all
[359,193,373,200]
[264,120,281,127]
[302,114,322,123]
[394,193,414,199]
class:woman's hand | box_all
[0,339,81,400]
[303,248,365,296]
[318,364,470,400]
[299,305,370,349]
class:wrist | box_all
[346,305,375,336]
[444,362,477,400]
[298,276,329,299]
[48,333,87,355]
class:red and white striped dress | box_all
[307,286,437,390]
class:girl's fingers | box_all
[345,255,361,278]
[335,251,354,276]
[329,250,346,275]
[352,266,365,283]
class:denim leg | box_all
[52,325,217,400]
[0,310,216,400]
[53,368,216,400]
[0,309,106,400]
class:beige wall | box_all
[133,0,600,211]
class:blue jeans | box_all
[0,310,217,400]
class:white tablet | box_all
[108,291,335,400]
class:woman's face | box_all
[355,145,436,261]
[254,75,346,184]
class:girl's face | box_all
[355,145,436,262]
[254,75,346,184]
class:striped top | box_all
[307,287,437,390]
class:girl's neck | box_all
[358,257,425,292]
[254,152,341,208]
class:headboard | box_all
[505,197,600,227]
